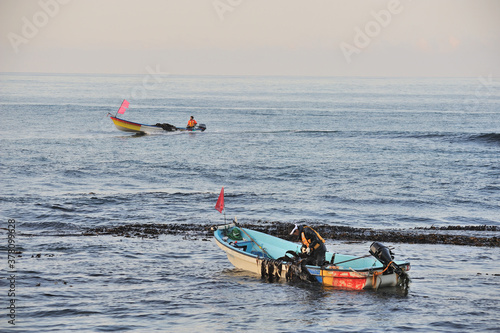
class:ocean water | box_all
[1,73,499,332]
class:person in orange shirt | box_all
[187,116,197,128]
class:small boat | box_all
[108,99,206,134]
[214,223,411,290]
[109,116,206,134]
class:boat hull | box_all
[214,224,410,290]
[110,117,162,133]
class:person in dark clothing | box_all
[290,224,327,266]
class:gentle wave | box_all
[352,131,500,146]
[469,133,500,144]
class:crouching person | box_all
[290,224,326,266]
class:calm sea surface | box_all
[1,74,499,332]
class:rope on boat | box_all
[348,267,369,278]
[334,254,372,265]
[369,261,411,290]
[235,223,272,259]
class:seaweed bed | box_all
[82,222,500,247]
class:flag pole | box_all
[114,101,121,118]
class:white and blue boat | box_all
[214,223,411,290]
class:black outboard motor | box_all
[198,124,207,131]
[369,241,403,275]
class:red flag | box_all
[121,100,130,108]
[215,187,224,213]
[117,100,129,114]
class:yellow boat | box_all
[108,99,206,134]
[109,116,206,134]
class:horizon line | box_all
[0,71,487,79]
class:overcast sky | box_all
[1,0,499,77]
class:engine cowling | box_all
[369,241,403,275]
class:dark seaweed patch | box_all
[81,222,500,247]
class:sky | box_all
[0,0,499,77]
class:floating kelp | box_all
[81,222,500,247]
[414,225,498,231]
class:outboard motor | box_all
[369,241,403,275]
[198,124,207,131]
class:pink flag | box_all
[121,100,130,108]
[117,100,129,114]
[215,187,224,213]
